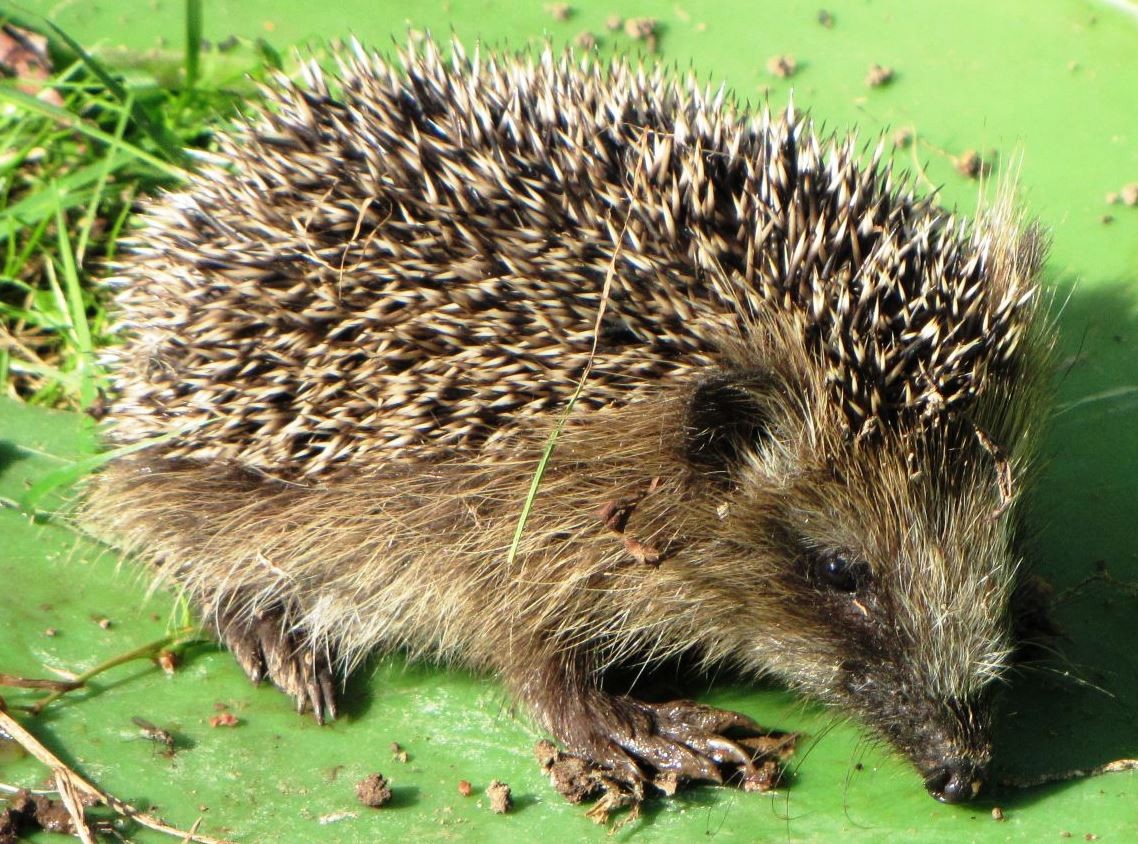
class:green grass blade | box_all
[504,409,572,567]
[75,92,133,264]
[5,357,80,393]
[0,87,185,180]
[185,0,203,91]
[254,38,284,71]
[19,434,175,513]
[42,259,71,338]
[103,194,135,260]
[54,204,96,408]
[0,149,139,243]
[0,275,34,295]
[41,18,189,166]
[0,300,52,329]
[8,215,51,278]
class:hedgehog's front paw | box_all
[215,606,338,724]
[560,697,795,795]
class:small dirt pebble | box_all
[486,780,512,814]
[356,773,393,808]
[0,790,87,837]
[622,17,658,51]
[156,650,179,674]
[574,31,597,50]
[766,54,798,78]
[866,63,894,87]
[952,149,990,180]
[389,742,409,763]
[623,17,656,39]
[534,740,605,803]
[817,9,834,27]
[991,806,1004,821]
[605,14,622,31]
[208,712,239,728]
[457,779,473,797]
[547,3,572,22]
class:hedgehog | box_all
[85,37,1051,806]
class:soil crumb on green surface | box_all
[486,780,512,814]
[356,773,393,808]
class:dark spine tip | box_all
[924,764,984,803]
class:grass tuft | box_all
[0,8,277,408]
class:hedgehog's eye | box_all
[812,554,870,593]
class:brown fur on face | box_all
[85,36,1051,804]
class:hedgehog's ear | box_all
[683,370,780,480]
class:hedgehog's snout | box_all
[912,697,991,803]
[923,761,985,803]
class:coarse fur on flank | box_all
[84,36,1052,804]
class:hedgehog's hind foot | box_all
[214,604,339,724]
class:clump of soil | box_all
[622,17,659,51]
[534,740,606,803]
[574,31,597,50]
[865,63,894,87]
[738,734,798,792]
[623,17,656,39]
[356,773,393,808]
[486,780,512,814]
[766,54,798,78]
[952,149,992,179]
[0,789,96,839]
[1106,183,1138,206]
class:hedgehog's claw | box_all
[214,605,338,724]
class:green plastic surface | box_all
[2,1,1138,841]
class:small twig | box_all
[972,425,1014,519]
[54,769,96,844]
[0,674,82,692]
[0,708,231,843]
[0,782,60,796]
[907,128,938,192]
[1051,563,1138,608]
[181,817,204,844]
[28,627,202,715]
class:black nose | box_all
[924,764,984,803]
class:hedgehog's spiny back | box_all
[106,37,1037,477]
